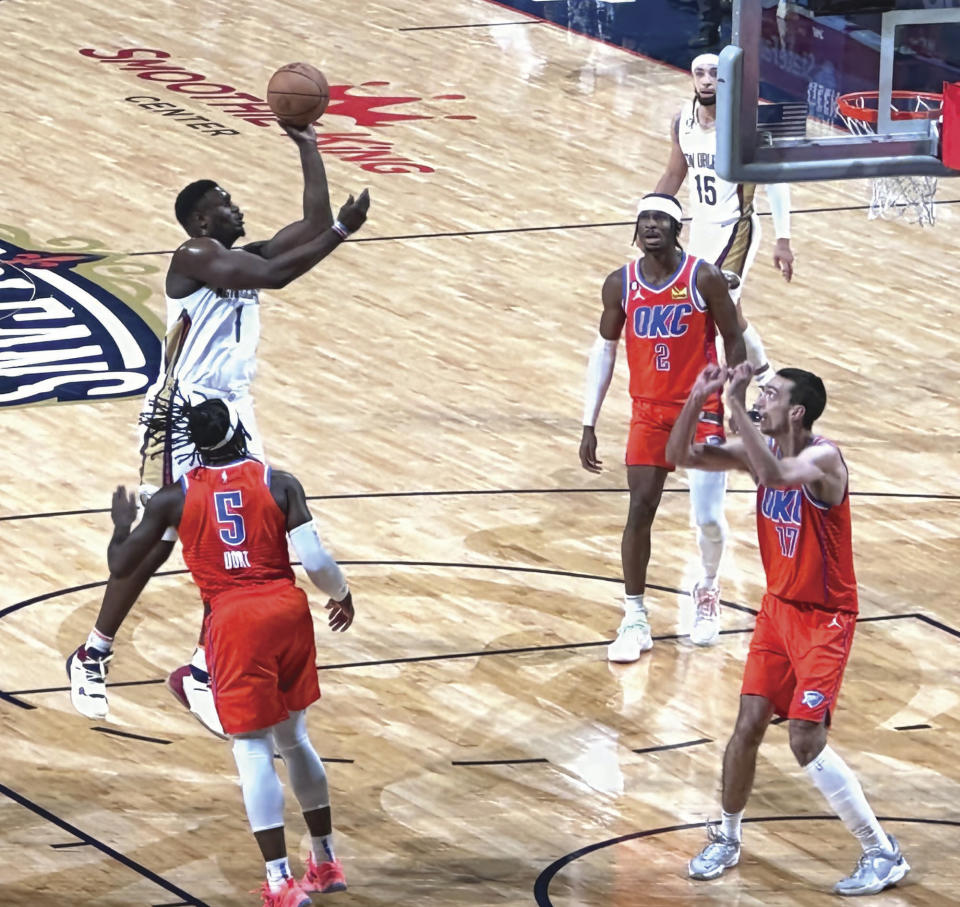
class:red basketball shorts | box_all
[741,592,857,723]
[625,398,725,470]
[205,579,320,735]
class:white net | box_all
[838,93,941,226]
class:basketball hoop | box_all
[837,90,942,226]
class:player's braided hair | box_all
[175,179,219,231]
[139,384,250,469]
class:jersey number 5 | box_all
[695,174,717,206]
[215,490,246,546]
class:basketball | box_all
[267,63,330,127]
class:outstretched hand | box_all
[326,591,355,632]
[281,121,318,145]
[337,188,371,234]
[111,486,138,530]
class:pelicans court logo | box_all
[0,231,161,408]
[80,48,476,173]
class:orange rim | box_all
[837,90,943,123]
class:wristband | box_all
[331,220,350,239]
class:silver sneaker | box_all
[66,645,113,719]
[834,834,909,896]
[689,822,741,880]
[607,612,653,663]
[690,582,721,647]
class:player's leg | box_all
[688,694,774,880]
[690,597,792,880]
[214,592,313,905]
[786,610,908,895]
[67,536,176,719]
[269,588,345,893]
[687,410,728,646]
[233,729,311,907]
[609,449,669,662]
[273,711,347,894]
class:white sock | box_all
[721,809,743,842]
[86,628,114,655]
[623,593,646,620]
[312,834,336,863]
[265,856,292,893]
[742,322,773,385]
[803,745,891,853]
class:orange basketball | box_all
[267,63,330,127]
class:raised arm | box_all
[249,124,335,259]
[697,262,746,401]
[665,365,753,473]
[653,113,689,196]
[172,190,370,291]
[107,484,184,577]
[725,364,846,502]
[579,268,627,473]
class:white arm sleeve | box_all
[583,333,619,427]
[288,521,349,602]
[765,182,791,240]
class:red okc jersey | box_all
[756,438,858,613]
[178,460,295,606]
[623,252,719,406]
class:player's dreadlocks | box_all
[139,384,251,469]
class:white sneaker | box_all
[689,822,741,880]
[66,645,113,719]
[607,612,653,663]
[690,582,721,647]
[834,835,910,896]
[166,663,227,740]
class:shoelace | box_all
[82,651,113,682]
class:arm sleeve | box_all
[288,521,349,602]
[583,333,619,427]
[765,182,791,240]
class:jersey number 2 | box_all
[215,491,246,546]
[654,343,670,371]
[695,174,717,206]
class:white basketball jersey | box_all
[163,284,260,394]
[678,99,748,228]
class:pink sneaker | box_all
[301,854,347,894]
[258,877,312,907]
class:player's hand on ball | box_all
[326,591,355,632]
[336,188,371,234]
[281,122,317,144]
[111,486,138,529]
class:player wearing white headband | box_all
[579,192,746,663]
[653,52,796,646]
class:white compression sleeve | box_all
[583,333,618,427]
[232,731,285,832]
[289,521,349,602]
[273,710,330,812]
[765,183,791,239]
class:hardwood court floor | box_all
[1,0,959,905]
